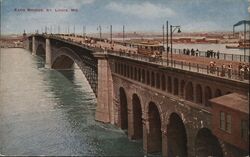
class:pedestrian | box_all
[243,64,248,80]
[217,51,220,59]
[213,50,216,58]
[191,48,195,56]
[240,67,245,80]
[227,64,232,78]
[209,61,214,73]
[196,49,199,56]
[213,61,217,74]
[238,63,242,76]
[221,64,226,77]
[187,49,190,55]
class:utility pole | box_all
[123,25,125,44]
[110,25,112,43]
[166,21,169,66]
[162,24,165,47]
[244,21,246,62]
[74,25,75,36]
[99,25,102,39]
[82,25,84,37]
[170,25,173,66]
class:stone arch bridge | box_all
[26,34,249,157]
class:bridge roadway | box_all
[26,34,249,157]
[56,34,249,83]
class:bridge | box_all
[25,34,249,157]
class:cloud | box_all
[105,2,176,19]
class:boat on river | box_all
[226,40,250,49]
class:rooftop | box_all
[210,93,249,114]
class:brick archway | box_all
[147,102,162,153]
[185,82,194,101]
[119,87,128,130]
[167,112,187,157]
[131,94,143,139]
[195,128,223,157]
[205,86,212,106]
[196,84,203,104]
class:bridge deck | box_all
[34,34,250,83]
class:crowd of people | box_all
[209,61,249,80]
[205,50,220,59]
[182,48,199,56]
[58,35,249,81]
[180,48,220,59]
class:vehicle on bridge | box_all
[135,41,164,61]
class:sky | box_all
[1,0,250,35]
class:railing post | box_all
[207,66,209,74]
[189,63,191,71]
[197,64,199,72]
[217,67,219,76]
[181,61,183,69]
[224,54,226,60]
[232,54,233,61]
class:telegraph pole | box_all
[123,25,125,43]
[74,25,75,36]
[166,21,169,65]
[110,25,112,43]
[162,24,165,47]
[99,25,102,39]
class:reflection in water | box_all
[0,48,144,156]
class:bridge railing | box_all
[171,48,250,62]
[42,34,249,82]
[107,50,250,82]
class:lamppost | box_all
[170,25,181,66]
[166,21,169,65]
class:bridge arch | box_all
[215,88,222,97]
[36,44,45,58]
[51,47,97,95]
[151,71,155,87]
[185,82,194,101]
[146,70,150,85]
[167,112,187,157]
[142,69,146,83]
[204,86,212,106]
[119,87,128,130]
[161,74,166,91]
[195,128,223,157]
[196,84,203,104]
[134,67,137,80]
[131,94,143,139]
[180,80,185,97]
[173,78,179,95]
[147,101,162,153]
[130,66,133,79]
[138,68,141,82]
[167,76,172,93]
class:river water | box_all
[0,48,144,156]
